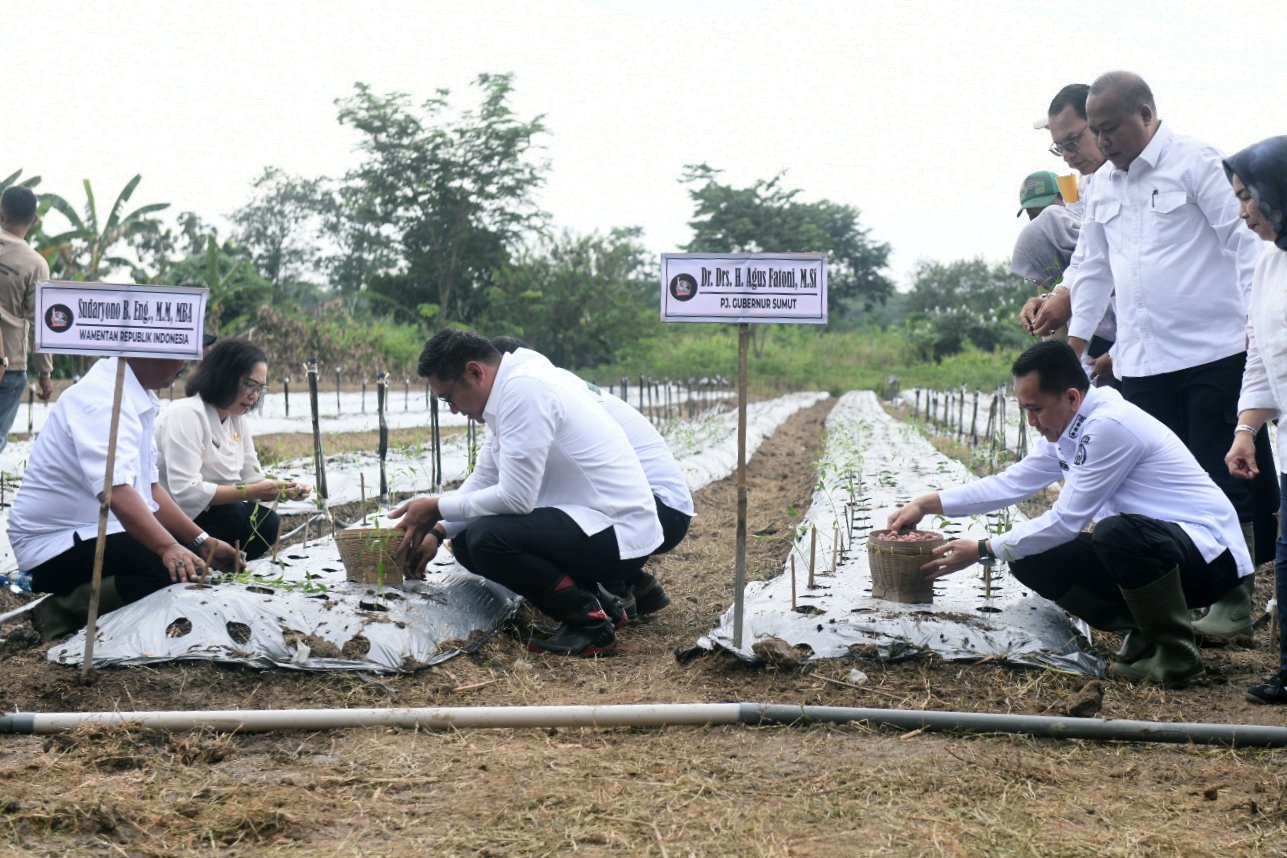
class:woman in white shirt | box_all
[1222,135,1287,704]
[156,338,310,560]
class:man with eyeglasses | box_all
[391,329,662,657]
[1059,71,1271,645]
[1020,83,1116,381]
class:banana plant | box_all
[36,174,169,281]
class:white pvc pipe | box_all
[5,702,1287,747]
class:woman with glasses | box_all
[1221,136,1287,704]
[156,338,311,560]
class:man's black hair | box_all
[0,186,38,224]
[1011,340,1089,395]
[490,335,530,355]
[185,337,268,407]
[1048,83,1091,121]
[417,329,500,380]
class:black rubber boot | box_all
[525,577,616,657]
[631,572,671,617]
[1110,567,1203,687]
[30,576,126,642]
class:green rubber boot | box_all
[1192,522,1256,645]
[1055,585,1151,664]
[1109,567,1203,687]
[30,577,125,642]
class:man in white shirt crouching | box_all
[393,330,662,657]
[888,341,1250,687]
[10,353,244,640]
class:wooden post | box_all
[306,358,328,499]
[808,525,817,589]
[377,372,389,500]
[80,358,128,682]
[732,323,750,649]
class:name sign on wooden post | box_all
[660,253,827,651]
[34,281,209,681]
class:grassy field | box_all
[589,325,1019,397]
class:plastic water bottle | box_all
[0,571,33,593]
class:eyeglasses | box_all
[240,377,270,398]
[1048,125,1088,157]
[437,374,463,408]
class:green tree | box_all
[485,227,656,368]
[335,73,548,327]
[905,257,1031,360]
[159,237,273,334]
[682,165,894,321]
[230,166,332,292]
[37,175,169,281]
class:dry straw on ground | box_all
[2,399,1287,855]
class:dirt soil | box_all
[2,398,1287,856]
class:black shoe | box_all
[1246,672,1287,705]
[631,573,671,617]
[526,611,616,657]
[597,584,632,627]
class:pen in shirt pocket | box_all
[1151,189,1158,208]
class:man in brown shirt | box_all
[0,186,54,452]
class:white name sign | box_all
[660,252,827,324]
[35,281,209,360]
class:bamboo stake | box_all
[830,528,840,574]
[790,555,797,610]
[81,358,128,682]
[808,526,817,589]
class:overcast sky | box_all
[6,0,1284,289]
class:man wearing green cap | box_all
[1017,170,1064,220]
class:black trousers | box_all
[194,501,280,560]
[1121,351,1272,524]
[1010,513,1240,609]
[451,508,627,601]
[28,531,171,603]
[655,497,692,555]
[621,496,692,587]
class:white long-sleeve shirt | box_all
[1066,123,1262,376]
[940,386,1251,579]
[1237,248,1287,467]
[9,358,162,569]
[437,350,663,559]
[155,395,265,518]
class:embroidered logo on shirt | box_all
[1074,433,1092,466]
[1058,458,1069,471]
[1067,414,1086,440]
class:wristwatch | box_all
[977,538,997,566]
[189,531,211,553]
[0,357,9,368]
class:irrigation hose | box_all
[4,702,1287,747]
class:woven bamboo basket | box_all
[867,529,945,604]
[336,527,406,586]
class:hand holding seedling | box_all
[244,479,312,502]
[390,496,443,574]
